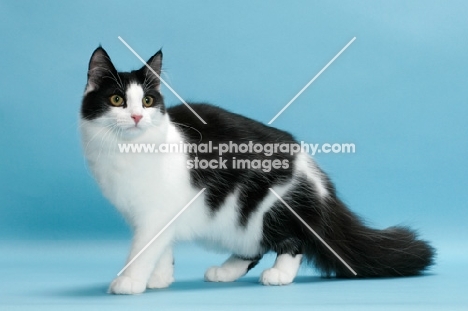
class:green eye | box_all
[109,95,124,106]
[143,96,154,107]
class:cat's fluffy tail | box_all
[301,197,435,277]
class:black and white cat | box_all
[80,47,434,295]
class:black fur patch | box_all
[168,103,295,226]
[234,254,263,272]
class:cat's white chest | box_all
[82,124,196,224]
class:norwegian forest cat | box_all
[80,47,434,294]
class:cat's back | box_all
[167,103,296,144]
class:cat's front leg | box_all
[147,247,175,289]
[109,229,173,295]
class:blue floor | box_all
[1,240,466,310]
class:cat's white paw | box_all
[204,266,239,282]
[108,276,146,295]
[260,268,294,286]
[147,271,175,289]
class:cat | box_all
[80,46,435,295]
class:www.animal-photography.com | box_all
[1,1,467,310]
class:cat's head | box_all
[81,47,166,138]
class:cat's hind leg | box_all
[204,254,262,282]
[260,253,302,285]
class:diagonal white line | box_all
[117,188,206,276]
[269,188,357,276]
[268,37,356,124]
[118,36,207,125]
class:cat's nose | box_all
[131,114,143,125]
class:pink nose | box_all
[131,114,143,124]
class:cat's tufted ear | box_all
[141,49,163,89]
[86,46,117,92]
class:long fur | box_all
[80,47,434,294]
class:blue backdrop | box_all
[1,1,468,309]
[1,0,467,249]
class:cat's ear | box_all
[141,49,163,89]
[86,46,117,91]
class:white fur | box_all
[204,255,254,282]
[108,275,146,294]
[147,247,174,289]
[125,83,145,118]
[295,152,328,198]
[181,182,293,257]
[81,83,325,294]
[83,84,94,95]
[82,84,198,294]
[260,254,303,286]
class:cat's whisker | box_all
[105,68,124,90]
[95,123,118,162]
[116,71,124,90]
[100,124,118,157]
[109,125,123,156]
[106,126,116,157]
[143,70,149,91]
[81,123,116,179]
[116,127,123,148]
[83,122,117,154]
[150,121,204,143]
[89,66,124,90]
[144,79,160,92]
[160,70,173,85]
[170,121,203,141]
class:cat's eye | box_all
[142,96,154,107]
[109,95,124,107]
